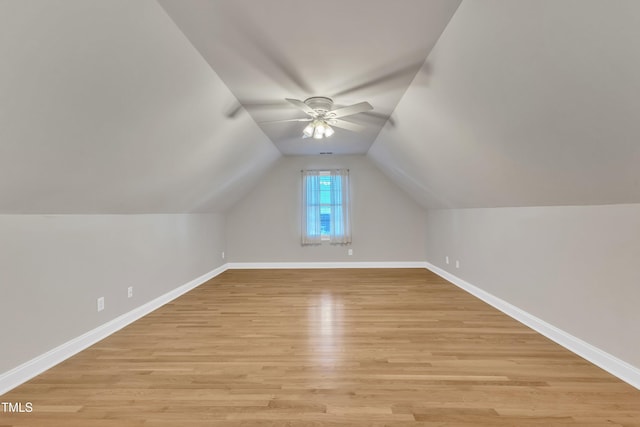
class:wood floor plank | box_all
[1,268,639,426]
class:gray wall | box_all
[227,155,426,263]
[0,0,281,215]
[0,214,225,373]
[425,204,640,368]
[369,0,640,210]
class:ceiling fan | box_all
[261,97,373,139]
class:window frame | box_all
[301,169,351,246]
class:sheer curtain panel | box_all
[301,169,351,245]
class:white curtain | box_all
[301,169,351,246]
[301,170,322,245]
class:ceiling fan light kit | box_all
[278,97,373,140]
[303,119,335,140]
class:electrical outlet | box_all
[97,297,104,312]
[221,251,225,259]
[127,286,133,298]
[455,260,460,269]
[445,256,449,264]
[348,249,353,256]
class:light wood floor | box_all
[2,269,639,426]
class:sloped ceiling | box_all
[4,0,639,214]
[158,0,461,155]
[370,0,640,209]
[0,0,279,214]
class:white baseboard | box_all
[2,261,419,395]
[227,261,428,269]
[424,261,640,390]
[0,264,229,396]
[5,261,637,395]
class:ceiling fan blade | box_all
[332,61,425,98]
[259,118,312,124]
[225,103,244,119]
[226,100,290,118]
[329,119,366,133]
[361,111,396,127]
[326,102,373,119]
[211,3,314,94]
[285,98,317,117]
[250,38,314,94]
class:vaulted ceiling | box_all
[369,0,640,208]
[1,0,639,213]
[158,0,461,155]
[0,0,279,213]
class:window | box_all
[301,169,351,245]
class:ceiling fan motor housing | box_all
[304,96,334,114]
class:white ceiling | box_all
[0,0,279,213]
[158,0,462,155]
[2,0,640,214]
[370,0,640,208]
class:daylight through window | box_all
[301,169,351,245]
